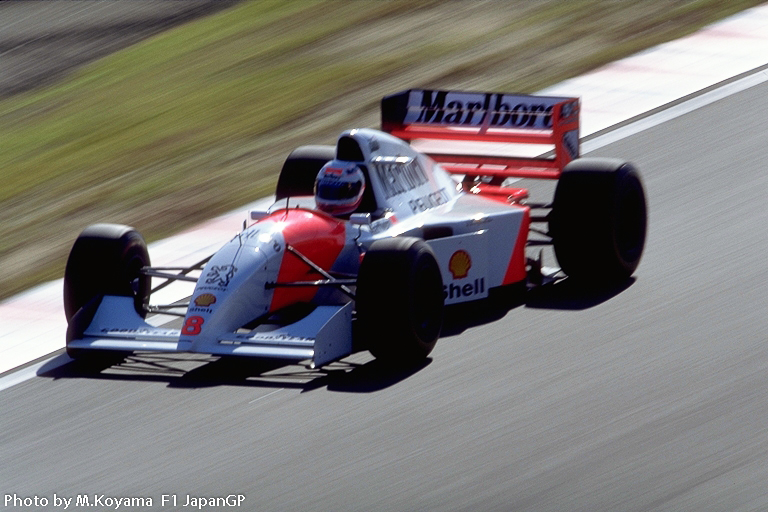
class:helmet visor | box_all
[316,180,363,201]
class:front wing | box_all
[68,295,354,367]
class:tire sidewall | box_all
[63,224,150,321]
[610,164,647,274]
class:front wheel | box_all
[356,237,444,366]
[64,223,150,361]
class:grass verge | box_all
[0,0,763,300]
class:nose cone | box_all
[267,209,348,312]
[178,224,284,349]
[177,209,348,352]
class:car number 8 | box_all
[182,315,204,335]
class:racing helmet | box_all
[314,161,366,216]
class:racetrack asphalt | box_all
[2,5,768,511]
[3,81,768,510]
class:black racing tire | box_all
[356,237,444,365]
[64,224,150,362]
[64,223,151,321]
[549,158,647,284]
[275,145,336,200]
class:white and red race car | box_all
[64,89,647,367]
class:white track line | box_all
[583,66,768,154]
[0,354,71,392]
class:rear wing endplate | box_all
[381,89,580,180]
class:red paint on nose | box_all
[268,209,347,312]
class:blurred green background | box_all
[0,0,762,300]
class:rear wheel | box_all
[64,223,150,361]
[275,145,336,200]
[356,237,444,366]
[549,158,647,284]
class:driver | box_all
[314,161,366,216]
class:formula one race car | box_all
[64,89,647,367]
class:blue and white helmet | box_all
[314,161,366,216]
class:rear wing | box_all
[381,89,580,180]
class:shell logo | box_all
[448,249,472,279]
[194,293,217,307]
